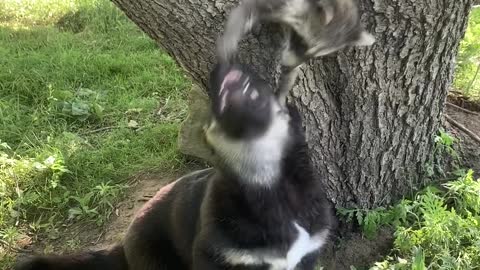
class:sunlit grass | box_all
[0,0,190,267]
[1,0,84,26]
[455,8,480,100]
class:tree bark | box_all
[111,0,472,208]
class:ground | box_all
[14,172,175,253]
[446,98,480,175]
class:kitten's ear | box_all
[322,5,334,25]
[352,31,375,46]
[317,0,335,25]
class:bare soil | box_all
[449,91,480,112]
[19,172,182,257]
[95,172,180,250]
[445,101,480,175]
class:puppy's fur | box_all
[15,63,334,270]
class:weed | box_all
[424,130,460,179]
[343,170,480,269]
[65,238,81,251]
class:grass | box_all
[0,0,190,266]
[455,7,480,100]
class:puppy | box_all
[15,63,334,270]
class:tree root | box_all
[446,102,480,116]
[0,239,32,254]
[445,114,480,145]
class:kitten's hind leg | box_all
[277,65,301,107]
[277,30,306,107]
[217,0,259,63]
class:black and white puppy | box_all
[217,0,375,106]
[15,63,334,270]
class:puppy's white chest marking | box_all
[286,223,327,270]
[221,222,329,270]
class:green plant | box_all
[425,130,459,178]
[68,181,127,225]
[338,199,411,239]
[52,87,105,122]
[434,131,457,158]
[0,141,70,228]
[344,170,480,269]
[65,237,81,251]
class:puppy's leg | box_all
[192,247,224,270]
[297,252,320,270]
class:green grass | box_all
[0,0,190,266]
[455,7,480,99]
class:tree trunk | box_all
[111,0,472,208]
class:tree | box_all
[111,0,473,209]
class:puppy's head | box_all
[205,63,291,184]
[208,63,284,140]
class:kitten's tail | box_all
[14,245,128,270]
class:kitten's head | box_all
[309,0,375,56]
[282,0,375,67]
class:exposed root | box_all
[445,114,480,145]
[446,102,480,116]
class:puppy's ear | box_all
[351,31,375,46]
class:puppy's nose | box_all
[219,86,247,114]
[219,69,243,96]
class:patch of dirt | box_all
[95,172,183,249]
[320,227,395,270]
[446,105,480,137]
[18,171,185,259]
[448,92,480,112]
[445,103,480,175]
